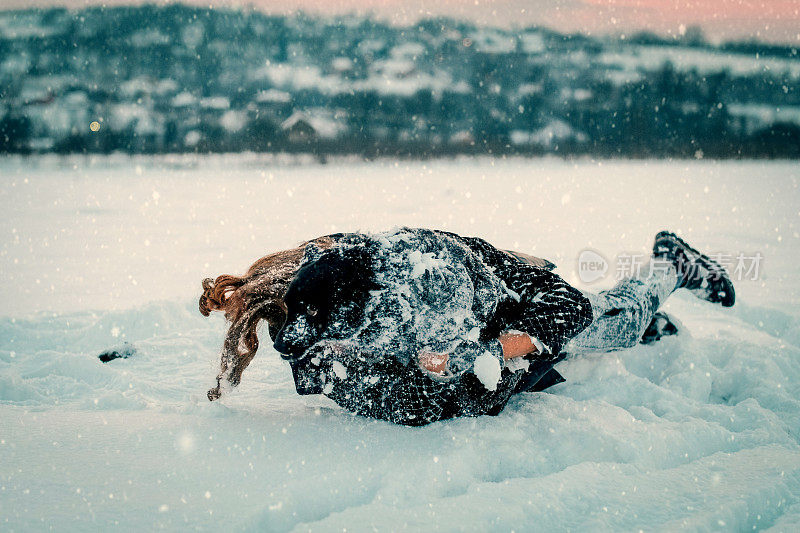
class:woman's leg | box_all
[565,258,680,353]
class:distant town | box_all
[1,4,798,158]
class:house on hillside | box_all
[281,110,345,143]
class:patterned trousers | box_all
[565,260,679,353]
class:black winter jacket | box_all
[283,228,592,426]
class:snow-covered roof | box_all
[604,69,643,86]
[469,29,516,54]
[172,92,198,107]
[63,91,89,106]
[517,83,543,97]
[560,88,593,102]
[281,110,346,139]
[254,63,345,94]
[372,58,416,78]
[120,77,176,98]
[391,42,426,59]
[331,57,354,72]
[253,61,462,98]
[200,96,230,110]
[357,39,386,56]
[255,89,291,104]
[511,120,587,147]
[128,29,171,47]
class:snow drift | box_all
[1,156,799,531]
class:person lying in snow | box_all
[200,228,734,426]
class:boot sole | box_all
[654,231,736,307]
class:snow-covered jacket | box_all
[285,227,592,425]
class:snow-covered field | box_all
[1,155,799,531]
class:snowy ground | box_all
[1,155,799,531]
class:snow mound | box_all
[2,288,799,531]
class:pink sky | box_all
[6,0,800,44]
